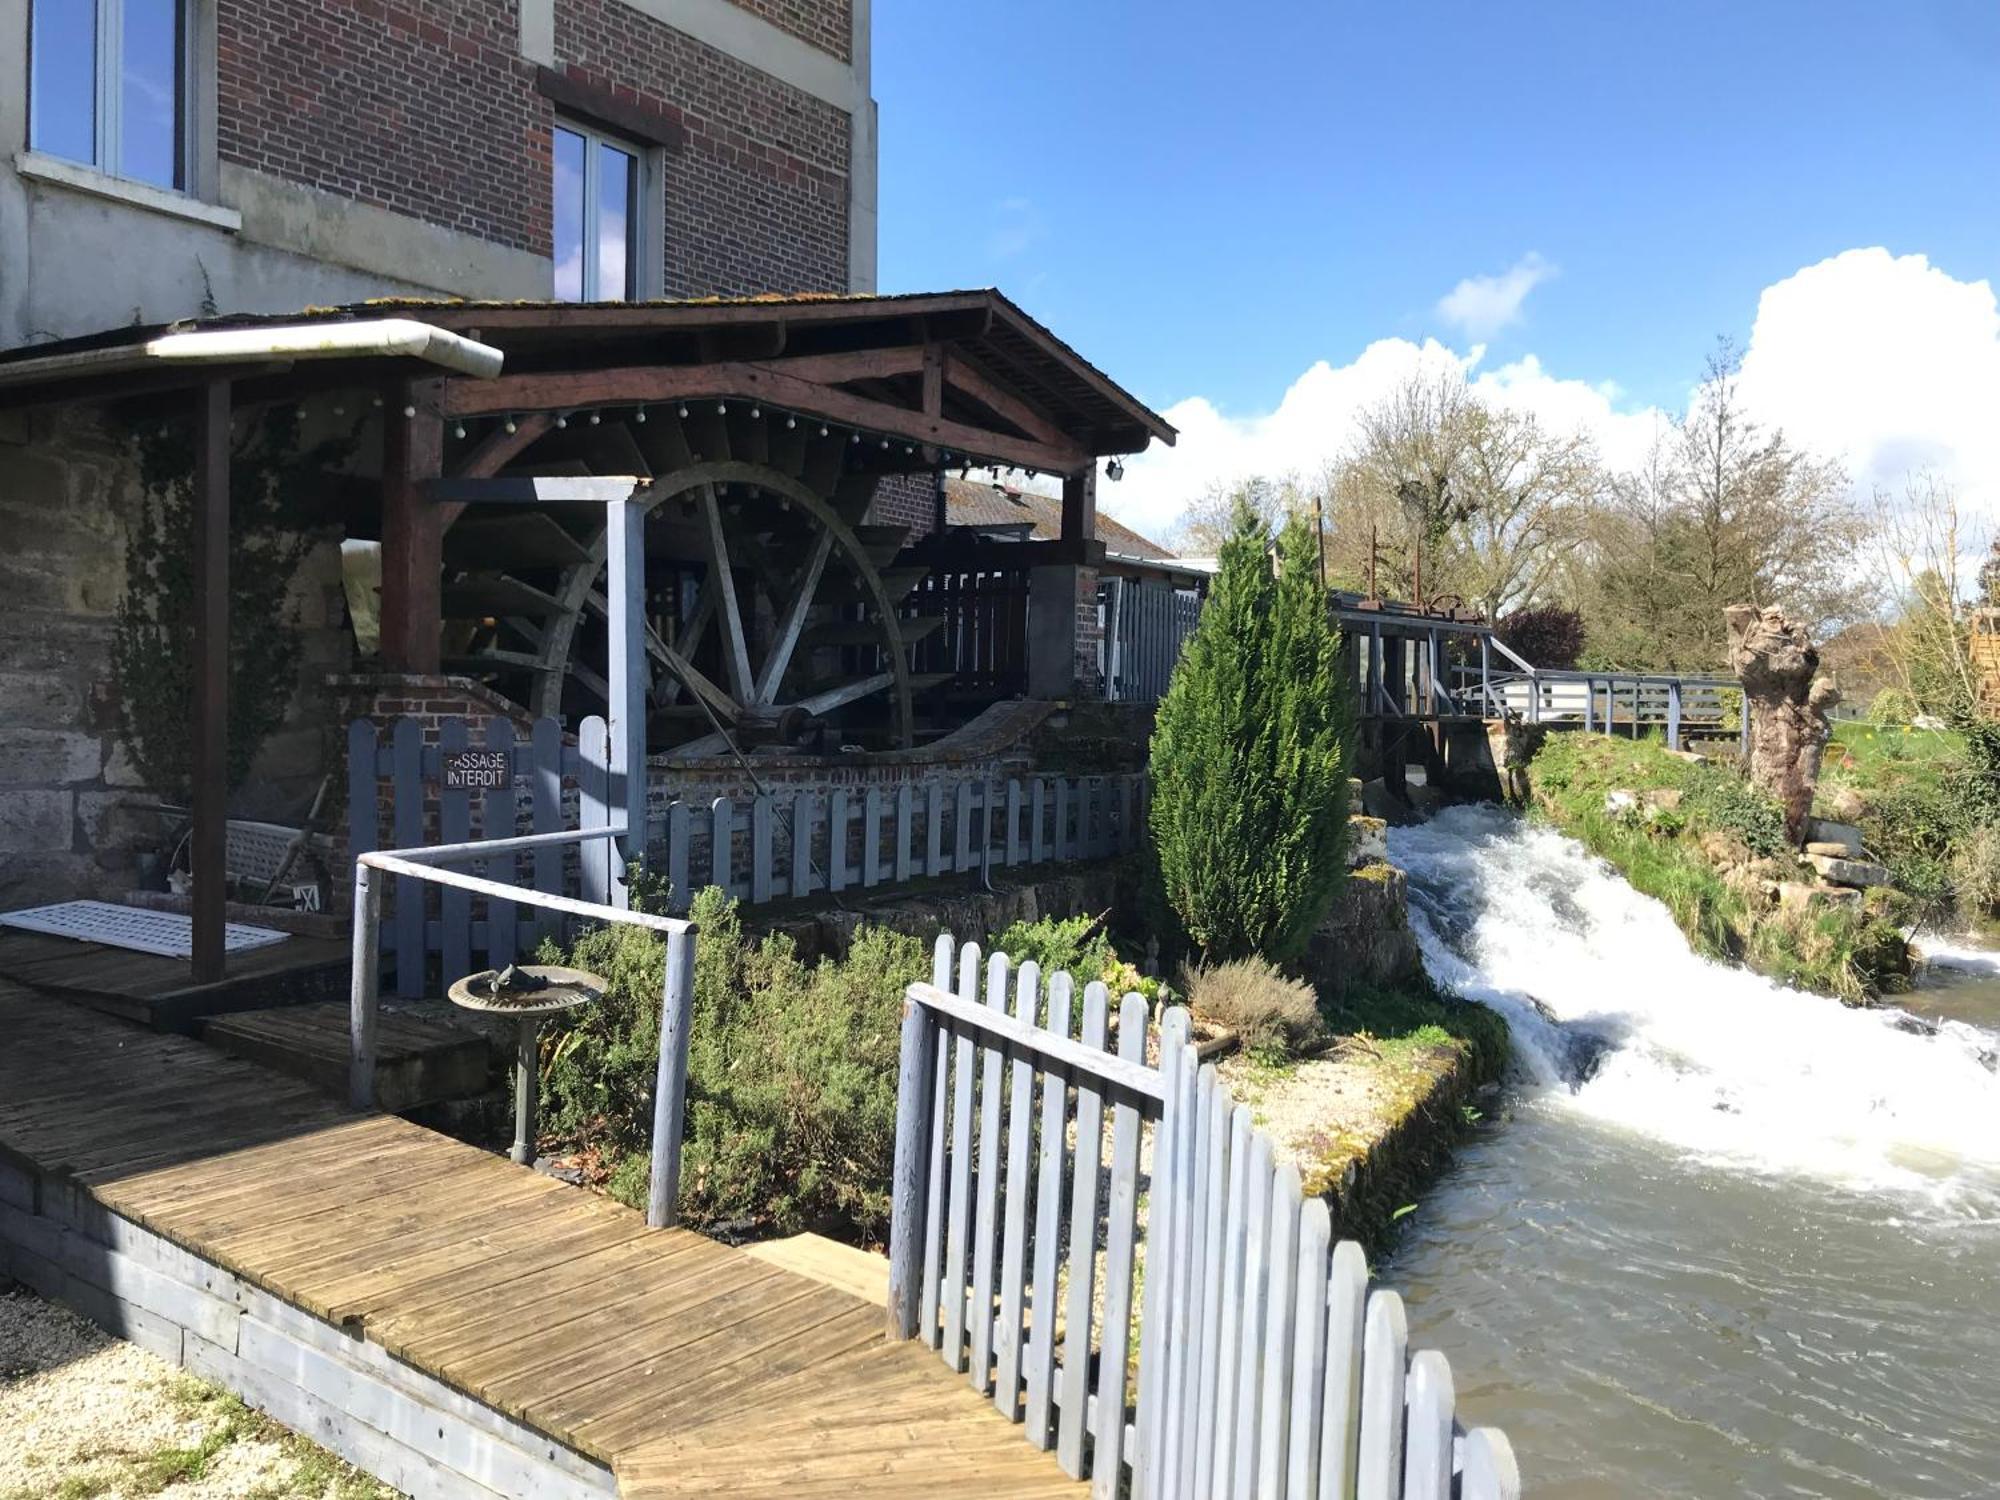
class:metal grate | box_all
[0,901,289,958]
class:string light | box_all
[716,402,728,415]
[452,422,467,440]
[555,413,569,429]
[851,433,861,444]
[750,406,761,419]
[402,405,416,419]
[588,411,601,425]
[785,415,796,430]
[819,425,829,437]
[634,406,647,423]
[678,404,689,418]
[503,417,517,434]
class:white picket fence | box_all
[887,934,1520,1500]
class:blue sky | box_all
[875,0,2000,430]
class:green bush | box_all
[1951,822,2000,916]
[989,913,1114,987]
[1681,762,1790,858]
[1869,686,1918,725]
[539,886,928,1243]
[1150,506,1355,965]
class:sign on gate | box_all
[442,748,511,791]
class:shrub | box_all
[989,913,1114,987]
[1950,821,2000,916]
[1681,762,1790,858]
[1184,955,1322,1055]
[539,887,929,1243]
[1869,686,1918,725]
[1496,604,1586,671]
[1150,506,1355,965]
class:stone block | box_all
[0,789,73,852]
[0,851,99,908]
[1805,818,1864,854]
[0,669,84,726]
[1348,815,1388,867]
[1777,881,1863,912]
[0,729,101,785]
[1805,852,1891,889]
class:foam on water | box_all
[1389,805,2000,1210]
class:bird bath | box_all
[448,964,604,1165]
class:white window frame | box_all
[554,115,660,302]
[29,0,199,193]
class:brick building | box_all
[2,0,877,341]
[0,2,1173,929]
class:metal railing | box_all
[1462,639,1743,752]
[348,825,698,1228]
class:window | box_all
[30,0,189,191]
[554,119,643,302]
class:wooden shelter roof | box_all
[0,290,1175,463]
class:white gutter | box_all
[1105,549,1216,579]
[0,318,504,390]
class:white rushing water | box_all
[1390,805,2000,1212]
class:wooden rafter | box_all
[437,361,1091,475]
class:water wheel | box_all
[439,408,947,752]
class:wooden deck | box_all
[0,983,1084,1499]
[0,928,347,1029]
[200,1001,494,1112]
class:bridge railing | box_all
[1459,646,1743,753]
[887,933,1521,1499]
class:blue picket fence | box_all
[347,715,1147,995]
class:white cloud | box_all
[1734,248,2000,512]
[1435,252,1557,340]
[1103,246,2000,548]
[1106,337,1659,542]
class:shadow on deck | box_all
[0,983,1083,1499]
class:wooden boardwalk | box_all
[0,982,1084,1499]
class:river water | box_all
[1384,807,2000,1499]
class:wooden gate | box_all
[887,934,1521,1499]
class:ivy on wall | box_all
[110,406,356,799]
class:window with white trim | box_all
[30,0,191,191]
[553,118,645,302]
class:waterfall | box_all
[1388,806,2000,1212]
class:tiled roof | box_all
[942,477,1175,560]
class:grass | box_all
[1528,732,1910,1001]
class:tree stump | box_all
[1725,604,1841,845]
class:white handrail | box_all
[350,837,696,1227]
[903,979,1168,1105]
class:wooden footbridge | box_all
[1,820,1520,1498]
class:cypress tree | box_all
[1149,503,1354,965]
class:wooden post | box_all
[647,924,696,1228]
[190,378,231,983]
[347,862,381,1109]
[379,387,444,673]
[604,493,649,900]
[887,990,939,1338]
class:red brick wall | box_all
[723,0,852,62]
[216,0,851,293]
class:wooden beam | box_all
[761,348,927,384]
[189,379,231,984]
[1061,468,1097,543]
[439,412,555,530]
[944,352,1067,447]
[438,362,1090,474]
[379,386,445,674]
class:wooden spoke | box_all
[698,484,757,704]
[753,531,834,707]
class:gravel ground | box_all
[0,1285,401,1500]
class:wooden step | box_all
[850,524,911,566]
[908,671,956,695]
[442,574,566,619]
[200,1001,493,1113]
[445,512,595,571]
[802,615,945,649]
[740,1234,886,1307]
[820,566,928,607]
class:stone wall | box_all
[0,407,351,908]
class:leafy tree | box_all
[1496,604,1586,670]
[110,407,353,797]
[1149,504,1355,966]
